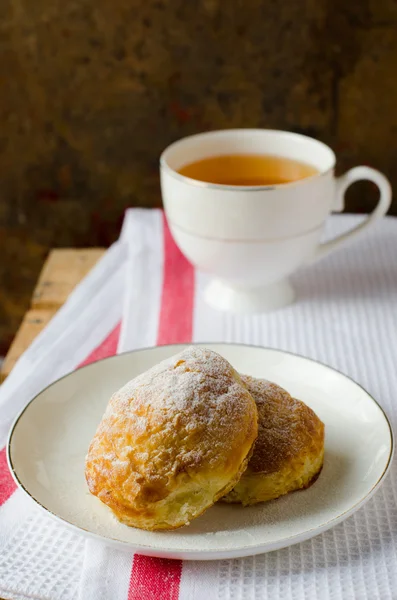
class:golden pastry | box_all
[223,375,324,506]
[85,347,258,530]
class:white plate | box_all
[8,344,393,560]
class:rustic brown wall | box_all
[1,0,396,351]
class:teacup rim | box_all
[160,128,336,191]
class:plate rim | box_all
[7,342,395,559]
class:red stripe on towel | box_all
[128,212,195,600]
[128,556,182,600]
[157,213,195,345]
[0,446,17,506]
[78,322,121,368]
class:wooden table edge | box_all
[1,248,105,382]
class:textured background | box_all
[1,0,396,352]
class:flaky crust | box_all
[223,376,324,505]
[85,347,258,530]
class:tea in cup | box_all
[160,129,391,313]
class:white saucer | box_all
[7,344,393,560]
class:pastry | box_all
[223,376,324,506]
[85,347,258,530]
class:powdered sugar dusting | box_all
[100,347,255,452]
[112,346,242,411]
[240,375,324,475]
[85,347,257,529]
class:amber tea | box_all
[177,154,319,186]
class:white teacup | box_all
[160,129,391,313]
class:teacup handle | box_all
[314,166,392,261]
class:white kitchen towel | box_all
[1,209,397,600]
